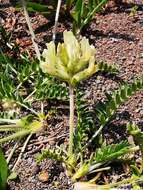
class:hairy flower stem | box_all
[68,85,75,157]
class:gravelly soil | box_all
[1,0,143,190]
[84,5,143,122]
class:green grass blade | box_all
[0,149,8,190]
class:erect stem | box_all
[68,85,75,157]
[52,0,62,42]
[7,141,20,164]
[21,0,41,61]
[12,133,32,171]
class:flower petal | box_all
[40,61,56,76]
[43,41,56,64]
[40,41,57,75]
[80,37,95,61]
[71,56,98,86]
[63,31,80,71]
[55,57,70,81]
[57,43,68,66]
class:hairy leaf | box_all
[127,123,143,151]
[98,61,119,74]
[72,0,109,33]
[93,141,131,164]
[95,78,143,126]
[35,77,68,100]
[73,141,133,180]
[36,147,66,163]
[73,90,95,153]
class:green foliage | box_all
[36,147,66,163]
[95,78,143,126]
[37,139,135,181]
[130,5,138,16]
[73,90,95,153]
[66,0,76,10]
[0,52,38,84]
[16,1,56,16]
[0,52,69,117]
[73,63,119,153]
[127,122,143,176]
[0,71,32,116]
[1,18,143,186]
[127,123,143,151]
[72,141,134,180]
[24,2,51,12]
[93,141,131,164]
[0,149,8,190]
[0,52,37,107]
[98,61,119,75]
[37,35,143,181]
[0,130,30,144]
[37,75,143,180]
[0,114,44,144]
[126,123,143,189]
[35,76,68,100]
[71,0,109,35]
[0,111,17,120]
[84,78,143,147]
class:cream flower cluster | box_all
[40,31,98,86]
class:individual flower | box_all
[40,31,98,86]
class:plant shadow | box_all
[83,28,138,45]
[104,1,143,15]
[103,111,131,144]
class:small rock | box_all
[140,109,143,116]
[135,108,140,113]
[49,140,55,146]
[96,79,101,84]
[31,165,40,175]
[38,136,44,141]
[38,170,49,182]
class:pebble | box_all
[38,170,49,182]
[37,136,44,141]
[31,165,40,175]
[140,109,143,115]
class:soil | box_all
[0,0,143,189]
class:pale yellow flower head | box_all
[40,31,98,86]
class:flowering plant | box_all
[38,31,143,189]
